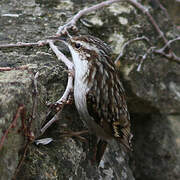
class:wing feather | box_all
[86,62,132,150]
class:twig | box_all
[40,111,60,134]
[115,36,150,65]
[137,47,155,72]
[154,50,180,63]
[12,141,31,180]
[126,0,168,44]
[33,72,39,95]
[0,41,49,49]
[40,41,74,134]
[126,0,180,63]
[0,65,28,72]
[31,72,39,122]
[0,105,25,151]
[48,40,74,70]
[158,3,171,21]
[56,0,179,64]
[57,75,74,104]
[56,0,166,44]
[155,37,180,52]
[154,37,180,63]
[40,75,73,134]
[57,0,121,34]
[0,0,178,65]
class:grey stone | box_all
[0,0,179,180]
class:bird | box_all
[53,34,133,164]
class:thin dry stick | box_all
[48,40,74,70]
[0,105,25,151]
[137,46,155,72]
[0,66,29,71]
[115,36,150,64]
[33,72,39,95]
[112,0,180,64]
[0,0,179,64]
[57,0,122,34]
[57,75,74,104]
[0,41,49,48]
[40,75,73,134]
[153,37,180,63]
[126,0,180,63]
[56,0,179,63]
[155,37,180,52]
[12,141,31,180]
[60,130,89,142]
[41,111,61,134]
[48,40,74,106]
[126,0,168,44]
[40,41,74,134]
[56,0,166,44]
[32,72,39,120]
[154,49,180,62]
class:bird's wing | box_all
[86,69,132,150]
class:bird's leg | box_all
[60,129,89,143]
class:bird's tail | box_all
[117,133,133,151]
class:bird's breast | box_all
[74,75,89,117]
[73,56,90,113]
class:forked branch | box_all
[40,41,74,135]
[0,41,49,48]
[56,0,121,34]
[115,36,151,65]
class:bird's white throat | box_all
[68,45,90,116]
[68,45,89,83]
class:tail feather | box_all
[117,133,133,151]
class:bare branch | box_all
[154,50,180,64]
[40,41,74,134]
[57,0,122,34]
[137,47,155,72]
[156,37,180,52]
[0,41,49,49]
[40,74,73,134]
[127,0,168,44]
[154,37,180,64]
[32,72,39,121]
[33,72,39,94]
[0,105,25,151]
[56,0,180,64]
[115,36,150,65]
[48,40,74,70]
[0,65,28,72]
[12,141,31,180]
[41,110,61,134]
[56,0,168,44]
[57,75,74,104]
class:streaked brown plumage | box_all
[60,35,132,162]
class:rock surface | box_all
[0,0,179,180]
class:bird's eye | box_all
[75,43,81,49]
